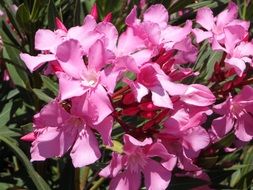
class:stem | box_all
[111,85,130,99]
[90,177,105,190]
[112,111,130,132]
[80,167,90,190]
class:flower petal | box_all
[20,53,55,72]
[70,128,101,167]
[196,7,214,31]
[143,159,171,190]
[143,4,168,29]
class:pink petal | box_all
[211,115,234,138]
[71,85,113,124]
[196,7,214,31]
[125,79,149,102]
[131,49,153,67]
[192,28,213,43]
[95,22,118,50]
[70,128,101,167]
[92,116,113,146]
[124,134,152,148]
[20,53,55,72]
[88,85,113,124]
[88,40,105,71]
[183,127,210,152]
[213,96,231,115]
[56,39,86,78]
[151,87,173,109]
[181,84,216,106]
[143,159,171,190]
[33,100,71,128]
[224,26,247,53]
[225,57,246,77]
[117,27,146,55]
[57,72,88,100]
[32,126,76,160]
[35,29,60,51]
[109,169,141,190]
[146,142,175,161]
[216,2,238,31]
[143,4,168,29]
[162,20,192,45]
[235,114,253,142]
[234,85,253,103]
[125,5,138,26]
[99,152,124,178]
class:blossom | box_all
[193,2,249,45]
[125,62,215,109]
[158,108,210,171]
[212,27,253,76]
[212,85,253,142]
[30,98,113,167]
[100,134,176,190]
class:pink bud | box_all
[90,3,98,20]
[103,12,112,22]
[21,132,36,142]
[55,17,67,32]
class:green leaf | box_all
[0,126,20,137]
[41,75,58,96]
[16,3,31,33]
[169,176,208,190]
[73,0,81,25]
[47,0,59,30]
[213,132,235,149]
[0,101,13,127]
[0,136,51,190]
[2,46,30,89]
[33,88,53,103]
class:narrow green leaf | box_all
[16,3,31,33]
[73,0,81,25]
[0,136,51,190]
[0,126,20,137]
[41,75,58,95]
[0,101,13,127]
[33,88,53,103]
[47,0,59,30]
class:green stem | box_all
[90,177,105,190]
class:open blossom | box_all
[100,134,176,190]
[158,108,210,171]
[19,14,110,73]
[126,62,215,109]
[193,2,249,45]
[212,27,253,76]
[126,4,197,64]
[212,85,253,142]
[30,98,113,167]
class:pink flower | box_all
[158,108,210,171]
[212,27,253,76]
[30,99,113,167]
[55,38,115,110]
[212,85,253,142]
[126,63,215,109]
[193,2,249,45]
[20,14,102,72]
[99,134,176,190]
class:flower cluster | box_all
[20,2,253,189]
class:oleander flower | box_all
[30,98,113,167]
[99,134,176,190]
[212,85,253,142]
